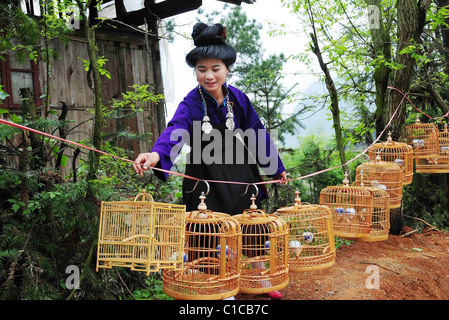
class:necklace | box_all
[198,84,234,134]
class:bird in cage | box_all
[288,240,302,257]
[264,240,271,254]
[441,146,449,155]
[170,251,187,263]
[412,139,425,149]
[303,232,314,243]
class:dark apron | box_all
[182,121,263,215]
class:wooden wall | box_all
[36,29,163,178]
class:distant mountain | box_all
[282,80,334,149]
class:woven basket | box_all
[162,192,242,300]
[96,190,186,275]
[234,195,289,294]
[275,191,336,272]
[320,173,373,239]
[368,132,413,185]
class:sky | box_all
[158,0,320,121]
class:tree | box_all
[237,53,303,145]
[75,0,104,181]
[383,0,432,141]
[198,4,263,78]
[306,3,348,173]
[281,0,449,233]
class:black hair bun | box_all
[186,22,236,68]
[192,23,226,47]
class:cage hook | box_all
[241,183,259,198]
[360,152,371,162]
[186,180,210,196]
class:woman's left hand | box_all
[275,171,288,184]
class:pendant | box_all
[202,116,212,134]
[226,108,234,131]
[226,117,235,131]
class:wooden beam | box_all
[114,0,126,21]
[216,0,243,5]
[149,0,203,19]
[121,0,202,26]
[216,0,257,4]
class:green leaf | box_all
[0,91,9,100]
[12,203,21,213]
[10,113,22,124]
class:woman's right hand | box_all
[133,152,160,177]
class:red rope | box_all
[388,85,449,120]
[0,118,281,185]
[0,86,419,185]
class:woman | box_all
[133,22,286,298]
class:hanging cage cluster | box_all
[96,190,186,275]
[275,190,336,272]
[234,193,289,294]
[162,192,242,300]
[412,122,449,173]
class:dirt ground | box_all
[236,226,449,300]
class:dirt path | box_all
[237,226,449,300]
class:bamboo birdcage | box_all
[349,173,390,242]
[320,173,373,239]
[415,123,449,173]
[96,190,186,275]
[405,117,439,159]
[234,192,289,294]
[439,124,449,152]
[275,191,336,272]
[162,192,242,300]
[368,132,414,185]
[355,154,403,209]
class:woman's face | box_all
[195,58,229,100]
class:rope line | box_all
[0,86,430,187]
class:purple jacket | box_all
[151,84,285,183]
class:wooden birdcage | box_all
[405,117,439,159]
[355,154,403,209]
[162,192,242,300]
[349,174,390,242]
[320,173,373,239]
[96,190,186,275]
[368,132,414,185]
[275,191,336,272]
[415,123,449,173]
[234,193,289,294]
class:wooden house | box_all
[0,0,255,177]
